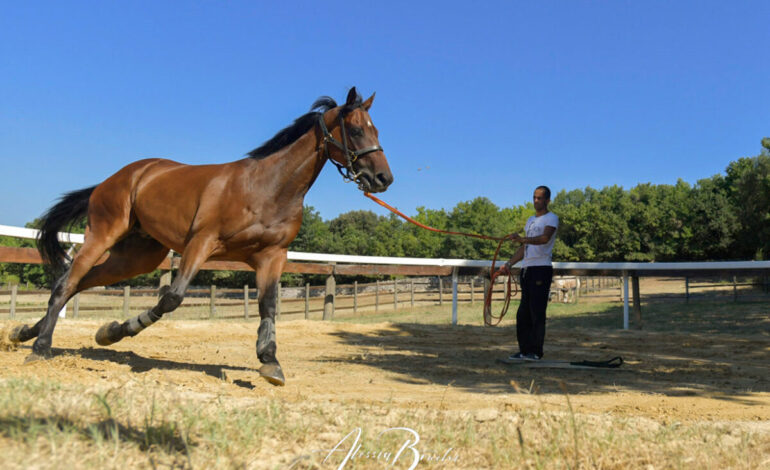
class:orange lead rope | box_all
[364,192,518,326]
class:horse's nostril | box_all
[375,172,393,188]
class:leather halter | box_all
[317,107,383,189]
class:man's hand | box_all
[507,233,523,243]
[497,262,511,276]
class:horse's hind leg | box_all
[250,247,288,386]
[10,268,72,347]
[11,234,169,347]
[95,236,214,346]
[17,232,123,360]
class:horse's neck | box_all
[244,128,327,207]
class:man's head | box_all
[533,185,551,213]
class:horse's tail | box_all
[37,186,97,274]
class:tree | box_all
[723,145,770,259]
[290,206,333,253]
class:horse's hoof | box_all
[95,321,123,346]
[9,325,31,343]
[24,352,51,364]
[258,363,286,386]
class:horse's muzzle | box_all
[358,169,393,193]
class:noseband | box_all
[317,109,383,189]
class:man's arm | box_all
[498,225,557,275]
[498,245,525,275]
[512,226,556,245]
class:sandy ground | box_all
[1,317,768,428]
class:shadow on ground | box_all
[42,346,260,390]
[0,414,192,454]
[322,302,769,401]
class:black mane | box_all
[247,92,363,159]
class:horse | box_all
[10,87,393,386]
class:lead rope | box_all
[364,192,518,326]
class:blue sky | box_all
[1,1,768,227]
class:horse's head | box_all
[320,87,394,193]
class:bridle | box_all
[318,107,383,190]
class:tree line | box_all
[2,139,768,288]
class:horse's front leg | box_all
[252,247,288,386]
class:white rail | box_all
[2,224,769,329]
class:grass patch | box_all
[0,376,766,469]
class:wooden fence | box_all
[0,276,528,320]
[6,274,768,322]
[2,227,770,329]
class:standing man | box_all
[498,186,558,361]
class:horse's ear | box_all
[362,92,375,111]
[345,87,358,106]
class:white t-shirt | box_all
[521,212,559,267]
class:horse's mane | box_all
[247,92,363,159]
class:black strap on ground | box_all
[569,356,624,368]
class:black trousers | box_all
[516,265,553,357]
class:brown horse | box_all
[10,87,393,386]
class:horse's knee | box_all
[158,291,183,313]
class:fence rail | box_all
[2,223,770,329]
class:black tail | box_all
[37,186,97,274]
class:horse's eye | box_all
[350,127,364,137]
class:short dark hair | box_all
[535,185,551,200]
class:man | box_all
[497,186,559,361]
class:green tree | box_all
[290,206,333,253]
[683,175,738,260]
[724,144,770,259]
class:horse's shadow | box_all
[48,346,259,390]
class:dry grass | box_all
[0,375,767,469]
[1,280,769,469]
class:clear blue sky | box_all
[2,1,768,227]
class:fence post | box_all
[305,283,310,319]
[277,282,282,320]
[483,277,490,306]
[323,275,335,320]
[438,277,443,305]
[10,285,17,319]
[618,277,623,301]
[410,280,415,307]
[73,293,79,319]
[685,276,690,303]
[375,280,380,312]
[632,275,642,329]
[470,278,475,304]
[393,279,398,310]
[451,267,459,325]
[243,285,249,319]
[159,269,172,295]
[123,286,130,318]
[622,272,629,330]
[209,285,216,318]
[353,281,358,314]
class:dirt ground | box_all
[1,316,768,427]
